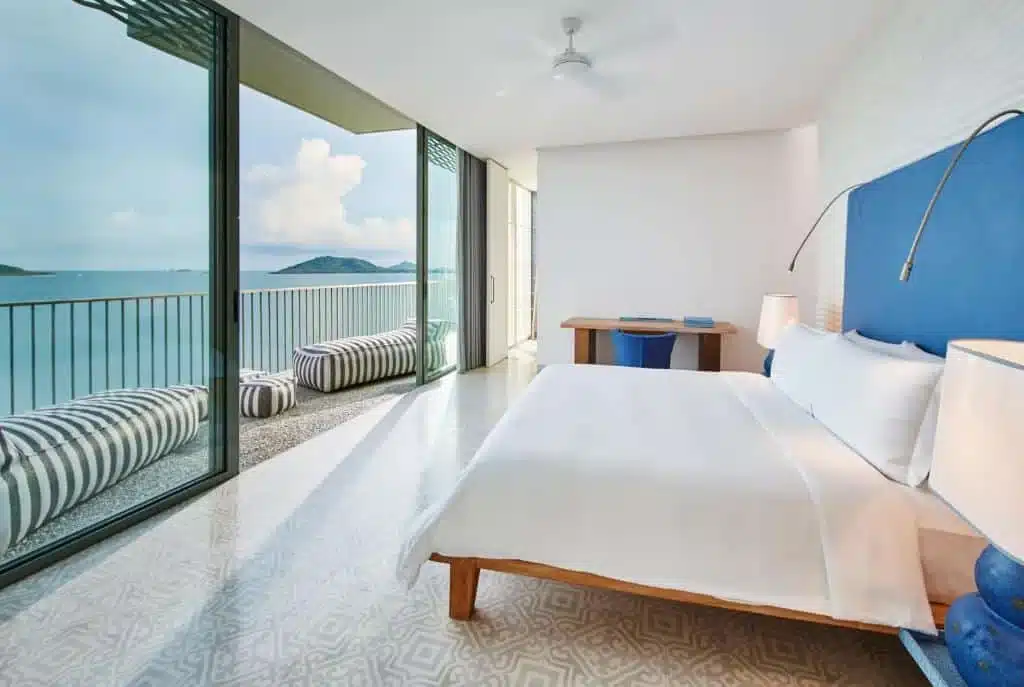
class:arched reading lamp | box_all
[898,107,1024,687]
[900,108,1023,280]
[758,182,866,376]
[787,181,865,272]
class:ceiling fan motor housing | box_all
[552,50,591,79]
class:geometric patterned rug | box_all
[354,564,929,686]
[0,515,928,684]
[0,552,931,686]
[0,378,929,686]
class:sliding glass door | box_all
[508,182,535,346]
[0,0,238,587]
[417,128,460,383]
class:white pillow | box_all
[844,330,943,362]
[769,323,834,413]
[894,342,944,484]
[906,379,942,486]
[843,331,945,486]
[812,336,943,484]
[844,330,905,356]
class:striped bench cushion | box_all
[163,371,263,424]
[240,368,267,384]
[294,325,418,393]
[425,318,454,342]
[293,322,450,393]
[139,383,207,422]
[402,318,454,342]
[0,385,205,553]
[0,428,14,474]
[423,338,448,372]
[240,372,297,418]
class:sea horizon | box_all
[0,269,416,305]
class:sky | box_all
[0,1,433,273]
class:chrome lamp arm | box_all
[787,182,864,272]
[900,108,1024,281]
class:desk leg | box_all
[573,328,597,364]
[697,334,722,372]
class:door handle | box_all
[490,275,495,304]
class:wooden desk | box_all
[560,317,738,372]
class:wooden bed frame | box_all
[430,554,948,635]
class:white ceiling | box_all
[221,0,895,187]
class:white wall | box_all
[536,127,819,371]
[815,0,1024,322]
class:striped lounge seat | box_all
[240,368,267,384]
[0,385,206,553]
[293,320,451,393]
[240,371,297,418]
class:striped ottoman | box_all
[0,386,205,553]
[240,368,267,383]
[240,371,297,418]
[293,320,450,393]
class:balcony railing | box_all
[0,280,456,415]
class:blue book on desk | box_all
[619,316,675,323]
[683,316,715,328]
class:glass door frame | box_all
[505,180,534,349]
[0,0,241,589]
[416,125,460,385]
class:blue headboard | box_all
[843,115,1024,356]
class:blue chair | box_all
[611,330,676,369]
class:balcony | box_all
[0,280,456,562]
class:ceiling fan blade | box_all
[494,69,555,99]
[586,18,677,64]
[491,31,561,61]
[569,69,621,99]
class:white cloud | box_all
[244,138,413,258]
[109,208,142,228]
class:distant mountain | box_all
[273,256,416,275]
[0,263,53,276]
[382,261,417,273]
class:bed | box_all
[399,364,944,634]
[398,114,1024,636]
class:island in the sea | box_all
[0,263,53,277]
[274,257,416,275]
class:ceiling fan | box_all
[550,17,593,82]
[496,16,625,99]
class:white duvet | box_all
[398,364,936,633]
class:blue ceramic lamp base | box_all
[946,545,1024,686]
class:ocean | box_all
[0,271,429,415]
[0,271,414,304]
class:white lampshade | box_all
[757,294,799,349]
[930,339,1024,564]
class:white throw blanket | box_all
[398,364,936,633]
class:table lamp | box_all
[756,294,798,376]
[930,339,1024,686]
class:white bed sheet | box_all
[398,364,936,633]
